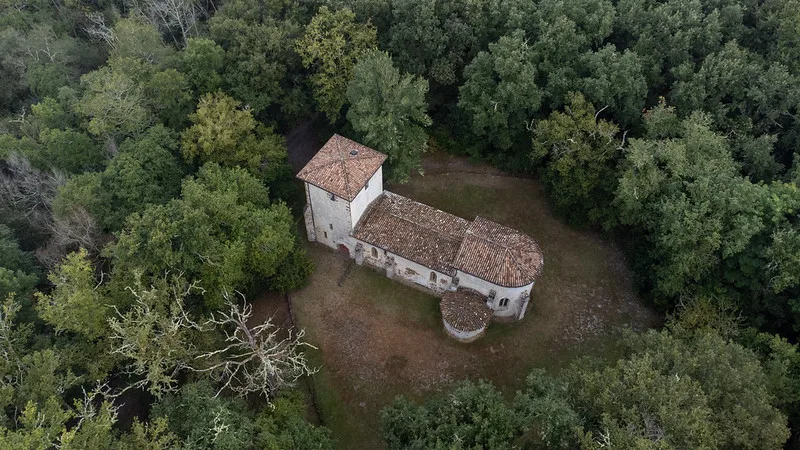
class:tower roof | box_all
[297,134,387,201]
[453,216,544,288]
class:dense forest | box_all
[0,0,799,447]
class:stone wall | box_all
[349,167,383,227]
[455,270,533,319]
[443,319,487,343]
[306,182,353,253]
[355,239,452,294]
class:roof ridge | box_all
[470,224,514,252]
[383,196,464,243]
[503,246,525,277]
[336,136,353,197]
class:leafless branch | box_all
[188,291,318,401]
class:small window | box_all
[371,247,378,258]
[329,193,336,201]
[323,231,328,239]
[430,272,437,282]
[499,298,510,308]
[329,223,333,230]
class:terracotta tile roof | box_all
[297,134,387,201]
[352,192,469,276]
[440,289,492,332]
[453,216,544,287]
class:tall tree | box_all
[615,103,766,299]
[181,92,290,184]
[35,248,110,340]
[458,30,541,158]
[107,163,302,309]
[567,327,789,449]
[209,0,310,122]
[347,50,431,183]
[580,46,648,128]
[296,6,377,122]
[532,92,620,226]
[180,38,225,95]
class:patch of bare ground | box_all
[277,154,660,449]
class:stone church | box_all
[297,134,544,342]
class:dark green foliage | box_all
[37,128,105,173]
[615,0,728,87]
[347,50,431,182]
[385,0,484,87]
[671,41,800,165]
[54,126,185,233]
[153,381,333,450]
[383,325,791,449]
[381,380,521,449]
[107,163,302,309]
[0,225,39,300]
[458,30,541,156]
[580,46,648,128]
[181,38,225,95]
[616,103,766,298]
[567,327,789,448]
[254,390,335,449]
[151,380,257,449]
[209,0,311,123]
[532,93,620,226]
[513,369,583,449]
[270,246,314,293]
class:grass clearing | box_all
[280,153,660,449]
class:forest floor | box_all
[263,150,660,449]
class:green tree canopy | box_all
[107,163,302,309]
[53,126,185,233]
[180,38,225,95]
[458,30,541,157]
[568,327,790,449]
[181,92,290,184]
[580,46,648,128]
[615,102,766,298]
[35,248,110,340]
[532,92,620,226]
[209,0,310,121]
[296,6,377,122]
[347,50,431,183]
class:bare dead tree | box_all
[0,153,65,234]
[0,153,109,268]
[35,207,105,271]
[151,0,200,46]
[190,292,318,400]
[84,12,117,49]
[127,0,201,47]
[0,298,26,389]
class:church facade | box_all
[297,135,544,341]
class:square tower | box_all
[297,135,386,254]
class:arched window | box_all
[499,298,510,308]
[371,247,378,258]
[430,272,437,282]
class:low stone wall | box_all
[443,318,487,343]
